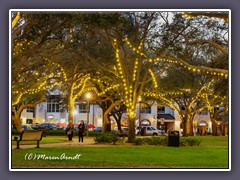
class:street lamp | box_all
[85,92,91,137]
[73,109,77,124]
[138,96,142,134]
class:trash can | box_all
[168,130,180,147]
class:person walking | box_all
[66,121,74,142]
[78,120,85,144]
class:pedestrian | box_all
[66,121,74,141]
[78,120,85,144]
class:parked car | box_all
[30,124,41,130]
[136,126,164,136]
[94,126,102,132]
[40,123,57,130]
[22,125,34,131]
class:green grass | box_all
[11,136,229,169]
[196,136,229,147]
[12,136,67,145]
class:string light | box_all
[181,12,228,23]
[12,93,23,106]
[12,60,68,106]
[132,58,139,81]
[12,12,21,29]
[148,69,158,88]
[97,84,120,96]
[123,37,228,77]
[73,76,91,99]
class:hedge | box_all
[132,137,201,146]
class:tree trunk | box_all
[102,111,111,133]
[128,117,136,143]
[12,113,22,132]
[212,121,217,136]
[188,117,194,136]
[102,100,123,133]
[117,120,122,132]
[116,114,123,132]
[182,120,187,136]
[68,97,74,123]
[106,114,111,132]
[68,85,74,123]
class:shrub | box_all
[180,138,188,146]
[132,137,200,146]
[150,137,167,145]
[94,132,124,145]
[133,137,167,146]
[114,131,128,137]
[133,138,145,145]
[180,137,201,146]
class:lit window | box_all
[47,96,60,112]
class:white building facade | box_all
[20,91,213,134]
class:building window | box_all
[79,103,87,113]
[26,107,35,112]
[47,96,60,112]
[157,106,165,113]
[26,119,33,124]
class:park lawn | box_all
[11,136,68,145]
[197,136,229,147]
[11,136,229,169]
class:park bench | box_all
[14,131,44,149]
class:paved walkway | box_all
[11,137,104,150]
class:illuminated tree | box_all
[155,12,228,76]
[12,12,21,29]
[147,12,229,136]
[204,79,228,135]
[12,94,45,132]
[11,12,70,132]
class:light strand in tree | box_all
[181,12,228,23]
[143,91,179,113]
[13,39,35,57]
[74,74,90,90]
[113,39,138,118]
[123,38,146,58]
[12,12,21,29]
[97,84,120,96]
[12,93,23,106]
[148,69,158,88]
[123,38,228,77]
[73,76,91,99]
[12,60,67,105]
[132,58,139,82]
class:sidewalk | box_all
[12,137,98,150]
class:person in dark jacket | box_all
[66,121,74,141]
[78,120,85,144]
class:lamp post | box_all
[73,110,77,124]
[85,92,91,138]
[138,96,142,134]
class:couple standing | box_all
[66,120,85,144]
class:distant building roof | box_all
[157,114,175,120]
